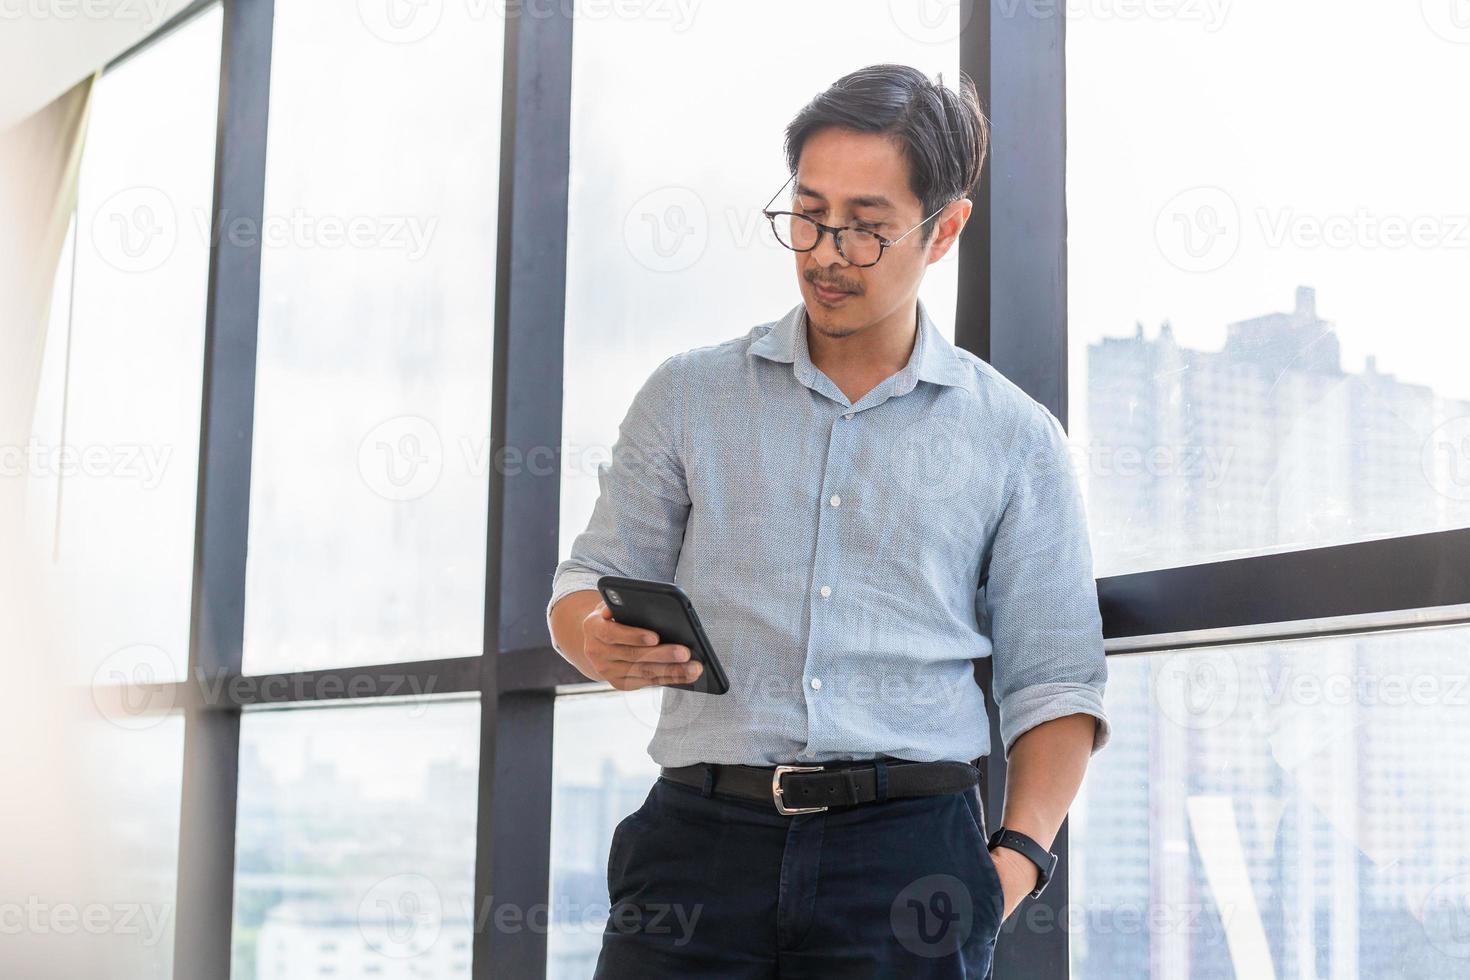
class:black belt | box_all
[659,758,979,815]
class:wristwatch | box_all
[987,827,1058,899]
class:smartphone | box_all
[596,576,730,695]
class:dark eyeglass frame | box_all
[760,172,950,268]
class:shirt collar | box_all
[749,296,971,391]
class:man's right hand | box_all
[581,601,704,690]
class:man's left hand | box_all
[988,845,1040,922]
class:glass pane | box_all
[33,5,221,685]
[244,4,505,673]
[561,3,964,555]
[1072,627,1470,979]
[80,712,187,978]
[1067,6,1470,576]
[3,704,186,978]
[231,699,480,979]
[547,689,663,978]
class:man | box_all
[547,64,1109,978]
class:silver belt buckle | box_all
[772,764,828,815]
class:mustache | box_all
[805,270,863,295]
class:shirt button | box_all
[819,585,832,599]
[829,494,841,507]
[843,412,854,420]
[810,677,822,690]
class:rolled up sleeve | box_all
[979,403,1111,758]
[545,352,692,629]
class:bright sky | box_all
[1067,0,1470,403]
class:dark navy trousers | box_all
[593,769,1005,978]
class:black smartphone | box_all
[595,576,730,695]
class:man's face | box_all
[787,126,964,339]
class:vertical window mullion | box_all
[473,2,575,978]
[976,1,1074,976]
[173,0,276,977]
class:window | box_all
[230,700,480,979]
[243,3,506,674]
[1066,9,1470,977]
[72,712,187,979]
[1071,627,1470,978]
[547,689,663,979]
[560,0,964,555]
[1067,4,1470,576]
[37,5,222,686]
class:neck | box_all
[805,299,920,382]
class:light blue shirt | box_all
[547,298,1111,767]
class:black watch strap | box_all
[987,826,1058,899]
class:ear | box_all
[925,198,972,265]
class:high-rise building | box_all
[1076,288,1470,979]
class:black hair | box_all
[783,64,989,242]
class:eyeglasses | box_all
[760,172,949,268]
